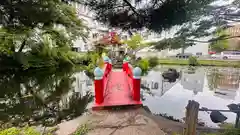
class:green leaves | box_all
[84,0,214,32]
[210,28,229,52]
[124,34,143,50]
[0,0,88,70]
[153,36,194,51]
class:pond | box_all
[0,67,94,128]
[0,66,239,128]
[141,65,240,127]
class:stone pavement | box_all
[56,108,166,135]
[86,108,166,135]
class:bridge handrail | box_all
[122,61,141,101]
[124,63,133,94]
[93,57,112,104]
[103,62,112,96]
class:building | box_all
[226,24,240,50]
[69,2,109,52]
[136,27,210,58]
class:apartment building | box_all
[69,2,109,52]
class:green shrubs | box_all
[148,57,159,68]
[0,126,56,135]
[72,124,89,135]
[202,128,240,135]
[188,56,199,66]
[0,127,41,135]
[136,59,149,75]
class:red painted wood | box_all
[94,63,112,105]
[93,71,142,109]
[94,79,104,104]
[133,79,141,101]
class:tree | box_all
[147,0,240,51]
[123,34,149,55]
[170,0,240,43]
[153,36,195,51]
[210,28,229,52]
[79,0,239,51]
[0,0,87,69]
[82,0,215,32]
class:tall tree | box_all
[149,0,240,51]
[0,0,87,68]
[0,0,87,53]
[82,0,215,32]
[172,0,240,43]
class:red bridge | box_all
[93,58,142,110]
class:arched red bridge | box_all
[93,58,142,110]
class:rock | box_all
[162,68,180,82]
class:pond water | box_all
[0,68,94,127]
[0,66,239,128]
[141,65,240,127]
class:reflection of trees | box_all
[207,68,222,91]
[0,67,93,127]
[207,68,240,91]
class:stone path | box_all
[87,108,166,135]
[56,108,166,135]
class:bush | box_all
[73,124,89,135]
[148,57,159,68]
[0,127,43,135]
[188,56,199,66]
[137,59,149,75]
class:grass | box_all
[72,124,89,135]
[158,58,240,68]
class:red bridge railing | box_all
[94,59,112,104]
[122,61,141,101]
[93,57,142,105]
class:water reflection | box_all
[1,65,239,128]
[0,68,93,127]
[142,66,240,127]
[207,68,240,100]
[181,67,205,95]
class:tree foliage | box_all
[0,0,87,69]
[153,36,195,51]
[210,28,229,52]
[82,0,214,32]
[123,34,151,55]
[171,0,240,43]
[124,34,143,50]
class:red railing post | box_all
[122,60,142,101]
[132,67,142,101]
[94,56,112,104]
[123,61,128,72]
[94,67,104,104]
